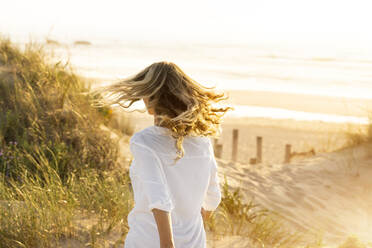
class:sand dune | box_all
[206,235,254,248]
[215,142,372,246]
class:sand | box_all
[212,142,372,246]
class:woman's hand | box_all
[152,208,175,248]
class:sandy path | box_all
[216,142,372,245]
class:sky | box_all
[1,0,372,45]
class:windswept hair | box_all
[92,61,233,164]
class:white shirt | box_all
[124,125,221,248]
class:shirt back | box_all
[125,125,221,248]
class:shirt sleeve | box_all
[130,139,174,213]
[202,139,222,211]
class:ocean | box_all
[39,39,372,125]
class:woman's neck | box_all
[154,115,161,126]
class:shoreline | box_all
[221,115,368,133]
[225,89,372,118]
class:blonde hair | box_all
[93,61,233,163]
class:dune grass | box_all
[204,176,316,248]
[0,148,133,247]
[0,36,134,247]
[344,114,372,148]
[0,37,121,180]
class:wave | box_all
[224,105,369,125]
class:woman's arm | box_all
[152,208,175,248]
[201,207,212,223]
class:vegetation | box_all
[205,176,314,248]
[344,114,372,148]
[0,37,131,181]
[0,37,133,247]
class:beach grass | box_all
[0,150,133,247]
[342,111,372,149]
[204,176,317,248]
[0,36,134,247]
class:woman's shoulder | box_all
[131,125,210,142]
[129,127,152,146]
[129,126,165,148]
[129,126,213,154]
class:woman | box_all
[94,61,232,248]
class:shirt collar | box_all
[152,125,171,135]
